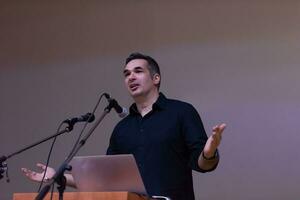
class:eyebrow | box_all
[123,66,144,74]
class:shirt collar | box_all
[129,92,167,115]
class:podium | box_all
[13,192,148,200]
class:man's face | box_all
[123,59,159,98]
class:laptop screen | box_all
[70,154,147,195]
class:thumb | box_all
[36,163,47,170]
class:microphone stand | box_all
[35,101,115,200]
[0,121,77,180]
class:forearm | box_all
[65,173,77,188]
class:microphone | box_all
[104,93,128,118]
[63,113,95,125]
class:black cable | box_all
[66,93,107,158]
[37,121,65,192]
[36,92,106,196]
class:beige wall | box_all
[1,1,300,200]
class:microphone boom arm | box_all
[36,105,112,200]
[0,126,74,181]
[0,113,94,180]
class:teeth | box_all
[130,84,139,91]
[130,84,138,88]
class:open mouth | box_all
[129,83,139,91]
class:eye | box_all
[124,71,130,77]
[135,69,143,73]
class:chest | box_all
[114,111,185,152]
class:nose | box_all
[128,72,136,82]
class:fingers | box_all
[21,168,33,175]
[21,168,37,180]
[212,123,226,134]
[21,168,37,176]
[219,123,226,131]
[21,168,51,183]
[21,163,46,176]
[210,123,226,144]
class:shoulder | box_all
[163,96,204,125]
[164,97,199,114]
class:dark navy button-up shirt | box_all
[107,93,218,200]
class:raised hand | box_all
[203,123,226,158]
[21,163,56,183]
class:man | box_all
[22,52,226,200]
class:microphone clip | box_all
[0,156,9,182]
[103,93,128,118]
[63,113,95,131]
[105,98,118,113]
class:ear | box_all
[153,74,160,85]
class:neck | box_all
[134,90,159,116]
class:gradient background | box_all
[1,1,300,200]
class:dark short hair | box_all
[125,52,161,89]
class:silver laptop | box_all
[70,154,147,195]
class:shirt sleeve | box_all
[180,103,218,172]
